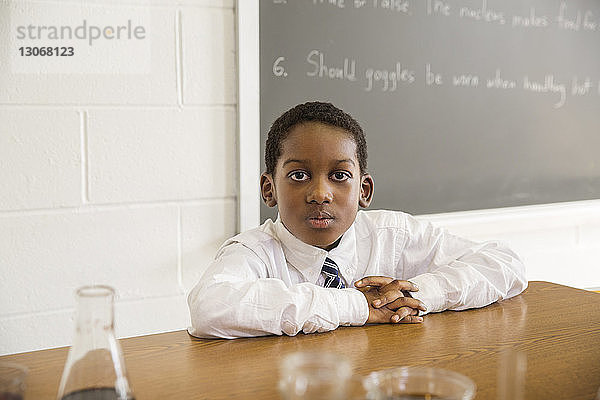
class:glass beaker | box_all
[57,285,134,400]
[0,362,28,400]
[278,351,353,400]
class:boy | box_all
[188,102,527,339]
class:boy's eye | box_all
[331,171,351,181]
[289,171,309,181]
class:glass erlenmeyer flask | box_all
[57,285,135,400]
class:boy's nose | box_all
[307,178,333,204]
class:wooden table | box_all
[2,281,600,399]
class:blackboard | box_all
[260,0,600,221]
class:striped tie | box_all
[322,257,345,289]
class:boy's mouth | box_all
[307,212,334,229]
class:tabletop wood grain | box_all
[2,281,599,399]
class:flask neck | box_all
[75,286,115,333]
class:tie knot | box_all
[322,257,345,289]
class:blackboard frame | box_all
[237,0,261,232]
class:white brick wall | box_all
[0,0,237,355]
[0,3,177,103]
[87,108,236,203]
[0,110,81,210]
[182,7,236,104]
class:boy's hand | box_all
[357,286,423,324]
[355,276,426,324]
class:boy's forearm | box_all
[408,241,527,314]
[187,279,369,338]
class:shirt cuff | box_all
[331,288,369,326]
[406,273,445,315]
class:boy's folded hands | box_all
[355,277,426,324]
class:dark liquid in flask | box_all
[383,395,452,400]
[60,387,134,400]
[0,393,23,400]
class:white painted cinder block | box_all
[0,1,240,356]
[0,207,179,317]
[0,109,81,211]
[181,199,237,293]
[0,309,75,355]
[0,294,189,355]
[81,0,235,7]
[115,294,190,341]
[0,1,176,104]
[181,7,236,105]
[579,214,600,247]
[87,108,236,203]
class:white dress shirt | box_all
[187,210,527,339]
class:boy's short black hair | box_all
[265,101,368,176]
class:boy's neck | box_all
[321,236,342,251]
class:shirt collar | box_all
[274,216,358,284]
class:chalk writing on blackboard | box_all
[557,2,598,31]
[306,50,357,81]
[268,2,600,109]
[425,64,443,86]
[458,0,506,25]
[512,7,549,28]
[486,70,517,90]
[272,56,288,77]
[452,74,479,88]
[365,62,415,92]
[316,0,345,8]
[523,75,566,109]
[304,0,600,34]
[571,76,594,97]
[427,0,450,16]
[371,0,410,14]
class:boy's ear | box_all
[260,172,278,207]
[359,174,374,208]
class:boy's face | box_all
[261,122,374,250]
